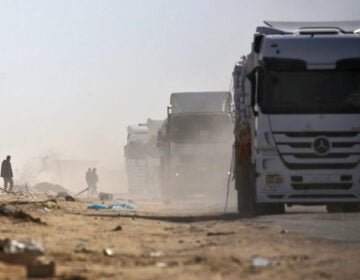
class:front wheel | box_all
[235,161,257,217]
[342,203,360,213]
[327,203,360,213]
[258,203,285,215]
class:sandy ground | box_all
[0,195,359,280]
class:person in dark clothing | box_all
[90,168,98,196]
[85,168,92,197]
[1,155,14,192]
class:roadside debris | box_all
[155,262,167,268]
[0,205,45,224]
[109,203,137,210]
[2,239,44,255]
[65,195,76,202]
[251,255,278,267]
[75,243,91,254]
[34,182,68,194]
[149,251,163,258]
[87,204,108,210]
[0,238,55,277]
[103,248,113,256]
[111,225,122,231]
[75,187,89,197]
[27,256,55,278]
[206,231,235,236]
[98,192,113,201]
[87,203,137,210]
[56,191,69,198]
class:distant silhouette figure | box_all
[86,168,98,197]
[91,168,98,196]
[1,155,14,192]
[86,168,92,196]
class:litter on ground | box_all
[87,203,137,210]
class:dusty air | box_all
[0,7,359,279]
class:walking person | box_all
[85,168,92,197]
[91,168,98,196]
[1,155,14,192]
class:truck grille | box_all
[273,131,360,169]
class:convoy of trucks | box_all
[124,21,360,215]
[233,21,360,216]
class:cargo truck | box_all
[233,21,360,216]
[158,92,233,202]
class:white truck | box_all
[124,120,163,199]
[124,125,149,197]
[233,21,360,216]
[158,92,233,202]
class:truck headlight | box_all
[263,174,283,185]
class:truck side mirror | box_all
[167,106,172,117]
[253,34,263,53]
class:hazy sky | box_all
[0,0,359,171]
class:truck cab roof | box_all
[170,91,231,114]
[258,21,360,35]
[256,21,360,70]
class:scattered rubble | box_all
[87,203,137,210]
[33,182,68,194]
[149,251,163,258]
[65,195,76,202]
[251,255,278,267]
[0,238,55,277]
[0,205,45,224]
[98,192,113,201]
[103,248,113,256]
[206,231,235,236]
[27,256,55,278]
[111,225,122,231]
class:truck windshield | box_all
[126,142,146,159]
[171,115,233,143]
[259,70,360,114]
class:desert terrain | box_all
[0,194,358,280]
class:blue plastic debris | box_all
[87,204,108,210]
[108,203,137,210]
[87,203,137,210]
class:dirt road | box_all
[0,196,359,279]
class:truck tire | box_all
[342,203,360,213]
[160,166,171,203]
[235,161,257,217]
[326,204,342,213]
[258,203,285,215]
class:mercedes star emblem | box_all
[312,136,330,156]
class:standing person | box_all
[85,168,92,197]
[91,168,98,196]
[1,155,14,192]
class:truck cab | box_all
[234,21,360,216]
[158,91,233,202]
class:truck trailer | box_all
[233,21,360,216]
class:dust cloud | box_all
[123,111,238,212]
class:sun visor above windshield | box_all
[260,36,360,70]
[264,21,360,34]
